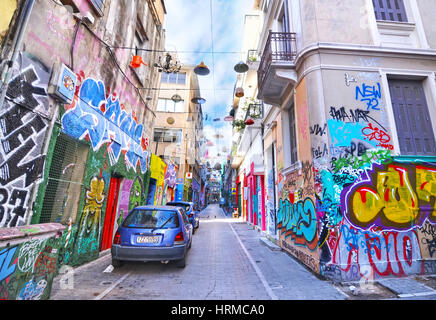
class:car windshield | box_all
[122,209,179,229]
[167,203,191,212]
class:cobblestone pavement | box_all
[50,204,347,300]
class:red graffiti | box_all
[362,123,391,144]
[377,143,394,150]
[331,225,423,279]
[33,247,57,277]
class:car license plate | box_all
[136,236,160,244]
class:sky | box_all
[163,0,254,166]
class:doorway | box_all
[100,176,121,251]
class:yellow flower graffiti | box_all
[76,177,106,254]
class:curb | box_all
[259,237,282,251]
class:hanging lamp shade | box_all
[171,94,182,103]
[235,87,244,98]
[234,61,249,73]
[245,118,255,126]
[194,61,210,76]
[130,55,148,69]
[191,97,206,104]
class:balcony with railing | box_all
[257,31,298,105]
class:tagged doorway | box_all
[100,176,122,251]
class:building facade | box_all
[150,65,204,206]
[235,0,436,281]
[0,0,169,297]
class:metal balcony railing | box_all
[258,31,297,91]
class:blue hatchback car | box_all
[166,201,199,233]
[111,205,193,268]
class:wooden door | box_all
[389,79,436,155]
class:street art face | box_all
[0,53,50,228]
[75,177,105,255]
[61,76,151,174]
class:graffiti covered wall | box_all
[276,78,320,274]
[0,53,51,228]
[0,224,65,300]
[311,67,436,281]
[275,66,436,281]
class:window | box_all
[373,0,408,22]
[160,155,181,165]
[161,72,186,85]
[288,105,298,164]
[153,128,182,143]
[389,79,436,155]
[156,98,184,112]
[59,0,80,13]
[39,133,89,224]
[131,18,149,86]
[88,0,105,16]
[122,209,179,229]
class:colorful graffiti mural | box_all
[274,69,436,281]
[61,76,151,174]
[0,224,65,300]
[75,177,105,256]
[277,198,318,250]
[0,53,50,228]
[342,163,436,231]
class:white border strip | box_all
[228,222,278,300]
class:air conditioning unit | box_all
[48,63,77,104]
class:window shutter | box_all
[88,0,105,16]
[373,0,408,22]
[289,105,298,164]
[389,80,436,156]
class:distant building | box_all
[151,65,204,204]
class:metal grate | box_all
[39,132,89,224]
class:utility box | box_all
[0,223,66,300]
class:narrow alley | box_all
[49,205,347,300]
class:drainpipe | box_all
[0,0,35,110]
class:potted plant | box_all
[232,119,246,132]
